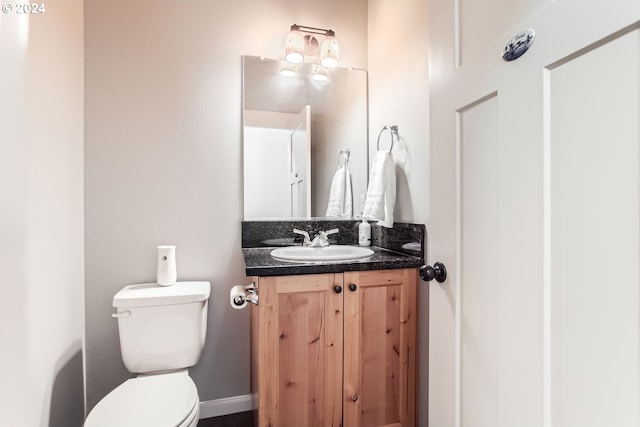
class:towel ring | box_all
[376,125,398,153]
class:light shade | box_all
[320,36,339,68]
[311,64,329,82]
[279,60,298,77]
[285,30,304,64]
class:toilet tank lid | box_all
[113,281,211,308]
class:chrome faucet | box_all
[293,228,339,247]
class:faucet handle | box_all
[312,228,339,247]
[293,228,311,246]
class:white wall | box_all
[0,1,85,426]
[84,0,368,412]
[367,1,430,425]
[368,0,429,225]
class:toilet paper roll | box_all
[230,285,248,309]
[157,245,177,286]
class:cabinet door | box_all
[257,273,344,427]
[343,269,418,427]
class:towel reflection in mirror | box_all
[325,149,353,218]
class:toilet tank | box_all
[112,281,211,374]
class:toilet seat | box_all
[85,371,199,427]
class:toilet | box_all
[85,281,211,427]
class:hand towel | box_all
[326,165,353,217]
[362,151,396,227]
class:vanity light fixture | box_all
[283,24,340,77]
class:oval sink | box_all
[271,245,374,262]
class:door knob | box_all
[334,285,342,293]
[419,262,447,283]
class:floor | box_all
[197,411,254,427]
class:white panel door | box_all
[427,1,640,426]
[289,105,311,217]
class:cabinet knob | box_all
[334,285,342,294]
[351,393,358,401]
[349,283,357,292]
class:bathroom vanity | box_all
[241,220,424,427]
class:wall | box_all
[368,0,430,226]
[367,1,430,425]
[84,0,368,414]
[0,1,85,426]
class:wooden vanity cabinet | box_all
[250,268,418,427]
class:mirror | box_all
[242,55,368,219]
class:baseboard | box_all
[199,394,256,419]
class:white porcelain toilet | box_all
[85,281,211,427]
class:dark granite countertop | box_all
[243,245,423,277]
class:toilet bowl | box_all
[85,281,210,427]
[85,371,199,427]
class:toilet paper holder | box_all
[231,282,258,307]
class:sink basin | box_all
[271,245,374,262]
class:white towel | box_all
[362,151,396,228]
[325,165,353,217]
